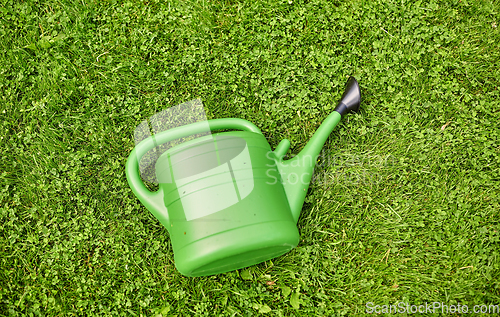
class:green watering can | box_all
[126,77,361,277]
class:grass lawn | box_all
[1,0,499,315]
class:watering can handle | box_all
[125,118,262,227]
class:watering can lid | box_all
[155,134,248,182]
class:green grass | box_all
[1,0,499,315]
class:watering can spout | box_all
[274,76,361,223]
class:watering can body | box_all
[126,77,361,276]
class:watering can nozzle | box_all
[333,76,361,116]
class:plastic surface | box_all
[125,77,361,276]
[126,118,262,229]
[333,76,361,116]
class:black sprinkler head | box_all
[334,76,361,116]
